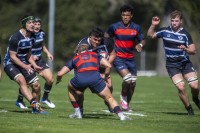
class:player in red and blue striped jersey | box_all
[105,5,145,111]
[56,44,131,120]
[75,27,115,113]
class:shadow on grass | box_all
[83,113,116,120]
[58,113,116,120]
[161,112,188,115]
[11,110,31,113]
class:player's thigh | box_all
[39,68,53,81]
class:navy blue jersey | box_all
[77,37,113,55]
[32,30,45,58]
[4,30,36,66]
[156,26,193,67]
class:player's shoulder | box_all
[179,28,190,35]
[9,30,23,41]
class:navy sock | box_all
[17,89,24,102]
[43,83,52,99]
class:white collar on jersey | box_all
[170,26,183,33]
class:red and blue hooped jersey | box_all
[107,21,144,58]
[66,51,102,73]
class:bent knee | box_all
[187,77,198,89]
[123,73,137,84]
[174,80,185,90]
[32,81,41,92]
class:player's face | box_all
[34,22,41,32]
[26,20,35,32]
[171,16,182,31]
[121,11,132,25]
[89,36,102,47]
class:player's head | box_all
[120,5,133,25]
[21,15,35,32]
[76,44,89,54]
[170,10,183,31]
[34,17,41,23]
[34,17,42,32]
[89,27,104,47]
[120,5,133,14]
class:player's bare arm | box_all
[43,45,54,61]
[56,66,70,84]
[147,16,160,38]
[178,44,196,55]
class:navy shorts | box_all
[166,61,196,78]
[35,57,49,70]
[4,64,39,84]
[70,71,106,94]
[113,56,137,75]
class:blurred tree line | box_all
[0,0,199,74]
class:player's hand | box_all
[135,44,143,52]
[32,56,38,61]
[47,53,54,61]
[152,16,160,26]
[177,45,187,51]
[33,65,43,72]
[24,64,34,75]
[56,76,62,85]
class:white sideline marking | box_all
[101,110,146,117]
[0,110,8,113]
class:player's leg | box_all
[171,73,194,115]
[68,82,82,119]
[4,64,46,114]
[16,88,28,109]
[102,74,114,112]
[97,85,131,120]
[118,69,133,110]
[184,72,199,110]
[37,58,55,108]
[20,67,47,114]
[125,59,137,111]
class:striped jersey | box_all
[107,21,144,58]
[32,30,45,58]
[156,26,193,67]
[77,37,113,56]
[66,51,102,73]
[4,30,36,66]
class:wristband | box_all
[139,43,143,47]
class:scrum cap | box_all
[34,17,41,23]
[21,16,34,29]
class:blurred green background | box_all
[0,0,199,74]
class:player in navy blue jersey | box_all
[105,5,145,111]
[3,15,47,114]
[56,44,131,120]
[75,27,116,113]
[16,17,55,109]
[147,10,199,115]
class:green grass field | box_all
[0,72,200,133]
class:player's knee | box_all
[32,81,41,92]
[174,80,185,90]
[123,73,137,84]
[46,78,54,85]
[188,77,198,89]
[16,75,26,85]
